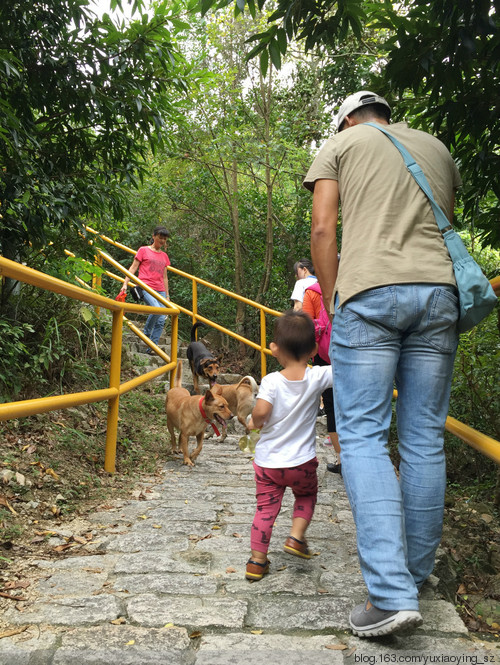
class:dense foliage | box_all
[0,0,201,270]
[199,0,500,249]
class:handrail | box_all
[88,227,500,466]
[85,223,282,379]
[2,231,497,473]
[0,256,180,473]
[167,265,282,378]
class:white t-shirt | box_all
[290,276,317,304]
[254,365,332,468]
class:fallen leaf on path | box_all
[0,496,18,516]
[0,626,28,640]
[110,617,127,625]
[163,623,175,629]
[45,468,60,480]
[226,567,237,573]
[189,631,202,639]
[4,580,30,590]
[72,536,88,545]
[325,644,348,650]
[251,630,263,635]
[211,525,221,530]
[125,640,135,645]
[0,591,27,601]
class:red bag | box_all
[305,282,331,363]
[115,291,126,302]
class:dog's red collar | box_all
[198,397,220,437]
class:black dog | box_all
[186,322,220,394]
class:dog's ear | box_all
[204,389,214,402]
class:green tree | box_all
[117,6,330,337]
[0,0,202,276]
[197,0,500,249]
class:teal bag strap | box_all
[364,122,452,234]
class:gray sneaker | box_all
[350,601,423,637]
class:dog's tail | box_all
[239,376,259,394]
[190,321,206,342]
[174,359,183,388]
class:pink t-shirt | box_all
[135,246,170,292]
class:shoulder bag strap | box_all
[364,122,452,234]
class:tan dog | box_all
[166,360,232,466]
[211,376,258,441]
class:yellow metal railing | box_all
[88,226,499,466]
[0,256,180,473]
[1,230,498,472]
[85,225,282,379]
[166,265,281,379]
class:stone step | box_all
[0,431,488,663]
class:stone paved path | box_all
[1,413,498,664]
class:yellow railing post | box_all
[93,254,103,318]
[260,309,267,378]
[192,278,198,325]
[104,308,124,473]
[170,312,179,389]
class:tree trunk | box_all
[257,66,274,303]
[230,157,247,355]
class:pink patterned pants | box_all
[250,458,318,553]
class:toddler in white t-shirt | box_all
[245,310,332,581]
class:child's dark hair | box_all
[293,258,315,276]
[274,310,316,360]
[153,226,170,238]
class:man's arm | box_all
[310,179,340,314]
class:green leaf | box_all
[259,48,268,77]
[268,40,282,70]
[276,28,287,54]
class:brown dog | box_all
[211,376,258,441]
[186,322,221,394]
[166,360,232,466]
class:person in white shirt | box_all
[290,258,317,310]
[244,310,332,581]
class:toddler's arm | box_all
[248,398,272,431]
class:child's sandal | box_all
[283,535,312,559]
[245,558,270,581]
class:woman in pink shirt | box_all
[120,226,171,349]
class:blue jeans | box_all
[140,289,167,345]
[331,284,458,610]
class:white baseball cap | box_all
[336,91,391,130]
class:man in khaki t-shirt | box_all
[304,91,460,638]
